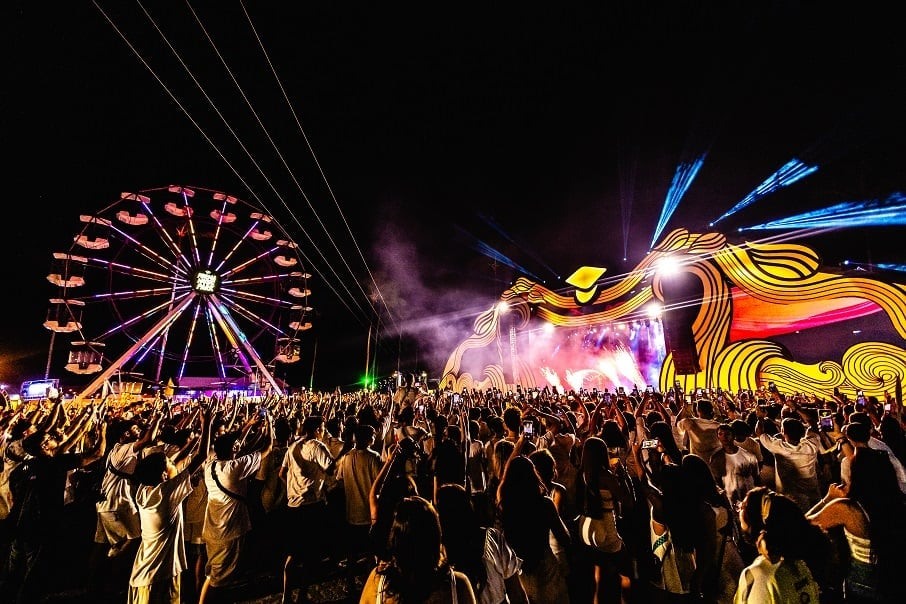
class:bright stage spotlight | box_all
[738,191,906,231]
[655,255,682,277]
[711,158,819,225]
[651,154,706,247]
[496,301,511,314]
[646,303,663,319]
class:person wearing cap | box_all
[838,413,906,494]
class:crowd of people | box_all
[0,380,905,604]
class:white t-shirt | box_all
[737,437,763,464]
[677,416,721,461]
[202,452,261,541]
[130,471,194,587]
[758,433,821,510]
[282,438,334,507]
[97,441,141,513]
[711,446,760,509]
[336,448,382,525]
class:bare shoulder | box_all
[453,570,477,603]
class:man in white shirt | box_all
[94,413,162,556]
[279,415,336,604]
[676,398,722,465]
[199,414,273,603]
[127,410,212,604]
[336,424,382,563]
[710,423,760,509]
[756,416,821,511]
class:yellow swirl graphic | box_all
[440,228,906,399]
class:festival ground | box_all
[43,555,371,604]
[30,503,372,604]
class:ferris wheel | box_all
[43,185,313,400]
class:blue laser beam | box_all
[739,191,906,231]
[711,158,819,225]
[453,224,545,282]
[651,153,706,247]
[477,213,560,279]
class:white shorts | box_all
[94,509,141,545]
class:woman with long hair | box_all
[637,462,698,602]
[368,437,421,562]
[481,439,514,529]
[573,436,630,604]
[436,483,528,604]
[359,495,476,603]
[645,421,685,473]
[877,414,906,467]
[807,448,906,603]
[497,453,571,603]
[529,448,572,581]
[735,487,831,603]
[680,454,743,604]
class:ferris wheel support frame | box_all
[73,292,285,403]
[208,294,283,395]
[74,293,196,404]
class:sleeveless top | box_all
[651,506,696,594]
[374,568,460,604]
[844,528,873,564]
[576,487,624,553]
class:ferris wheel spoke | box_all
[132,196,194,275]
[75,286,189,304]
[206,301,252,376]
[83,214,189,279]
[208,295,282,393]
[175,188,203,267]
[219,295,290,339]
[177,303,205,380]
[94,292,192,341]
[79,254,189,286]
[214,218,264,274]
[204,307,230,380]
[132,329,167,367]
[207,192,238,268]
[221,270,304,288]
[219,287,299,310]
[220,246,280,281]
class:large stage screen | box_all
[485,319,668,393]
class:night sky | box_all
[4,2,905,391]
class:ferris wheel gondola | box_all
[44,185,313,401]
